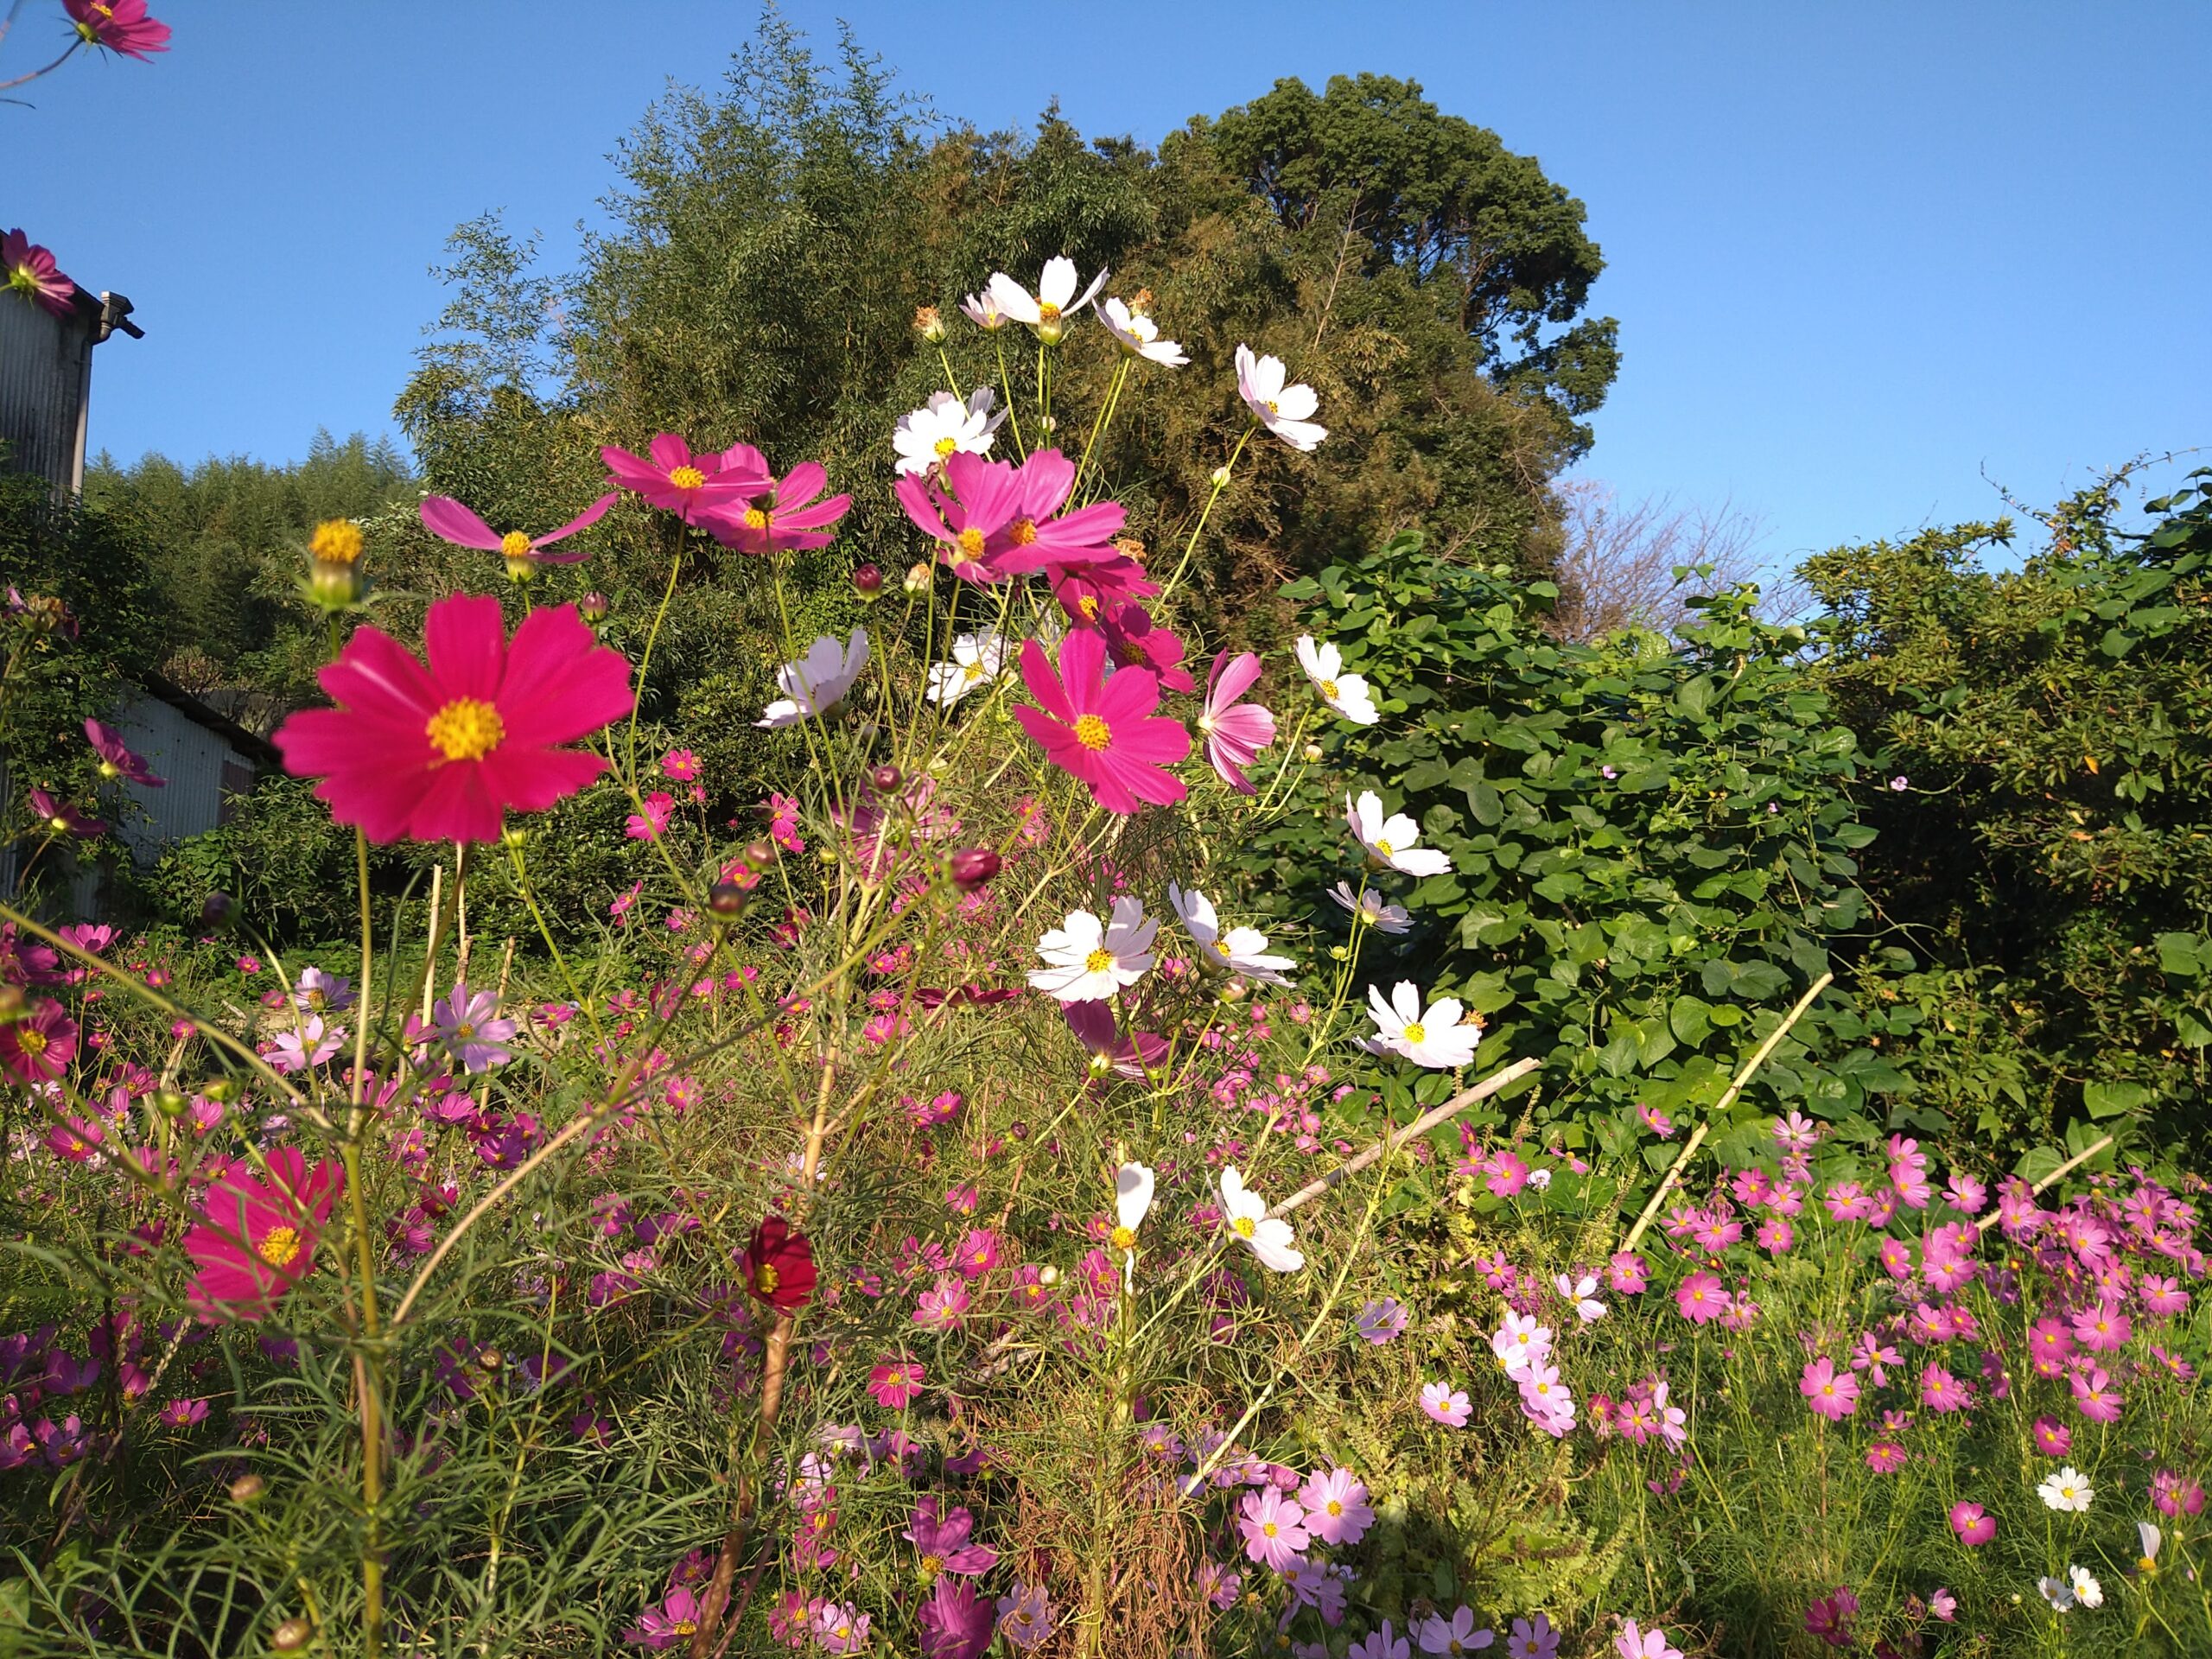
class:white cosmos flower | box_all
[1096,296,1188,367]
[1114,1160,1155,1289]
[1344,791,1452,878]
[1294,635,1378,725]
[1027,896,1156,1003]
[1327,881,1413,935]
[2069,1566,2102,1609]
[2039,1466,2094,1512]
[2038,1576,2076,1612]
[958,289,1006,331]
[1555,1273,1605,1322]
[2138,1521,2163,1573]
[925,631,1011,706]
[1167,881,1294,987]
[893,388,1007,476]
[1363,981,1483,1070]
[1218,1165,1303,1272]
[757,630,870,728]
[1235,343,1327,451]
[985,256,1108,344]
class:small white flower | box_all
[1168,882,1294,987]
[1234,343,1327,451]
[1363,981,1483,1070]
[1096,296,1187,367]
[1527,1167,1553,1191]
[1344,791,1452,878]
[958,289,1005,331]
[1294,635,1378,725]
[2138,1521,2163,1573]
[925,631,1010,706]
[1555,1273,1605,1322]
[985,256,1108,344]
[757,630,870,728]
[1027,896,1156,1003]
[2039,1466,2094,1513]
[1327,881,1413,935]
[1490,1311,1552,1376]
[2069,1566,2102,1609]
[2037,1576,2075,1612]
[893,388,1007,476]
[1114,1160,1154,1289]
[1218,1165,1303,1272]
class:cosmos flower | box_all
[1235,344,1328,451]
[2040,1466,2094,1512]
[868,1359,925,1408]
[1420,1381,1471,1427]
[432,983,517,1074]
[275,594,632,844]
[1346,791,1452,878]
[0,999,77,1084]
[1356,1298,1408,1344]
[1294,635,1378,724]
[757,630,871,728]
[64,0,170,59]
[1196,650,1275,792]
[266,1014,344,1075]
[1012,628,1189,815]
[1094,601,1194,692]
[894,389,1007,476]
[698,452,852,555]
[995,1584,1052,1649]
[1507,1614,1559,1659]
[1799,1357,1859,1421]
[3,229,73,317]
[1329,881,1414,934]
[1300,1468,1374,1546]
[28,787,104,838]
[1364,982,1483,1070]
[1555,1273,1606,1322]
[985,256,1109,344]
[737,1217,817,1313]
[1236,1485,1309,1571]
[84,719,163,786]
[1614,1622,1684,1659]
[1027,897,1156,1002]
[906,1494,1000,1578]
[1218,1166,1302,1272]
[624,1587,702,1648]
[925,632,1011,707]
[419,493,616,572]
[601,433,766,519]
[1948,1500,1995,1544]
[1096,296,1187,366]
[183,1148,345,1319]
[294,967,353,1014]
[1168,882,1294,985]
[1352,1623,1413,1659]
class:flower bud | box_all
[1037,1263,1060,1286]
[200,891,234,929]
[948,848,1001,891]
[154,1088,188,1118]
[851,563,884,600]
[578,592,609,623]
[1217,976,1248,1003]
[708,880,747,918]
[476,1348,503,1373]
[305,518,365,608]
[744,839,777,871]
[1008,1120,1029,1141]
[0,983,23,1022]
[913,305,947,342]
[1210,466,1232,488]
[270,1617,311,1651]
[904,562,932,596]
[869,764,902,795]
[228,1471,265,1503]
[1302,743,1324,764]
[1037,414,1058,434]
[502,827,528,849]
[202,1077,242,1103]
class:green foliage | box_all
[1804,467,2212,1153]
[1245,533,1905,1164]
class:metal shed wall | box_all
[109,693,253,868]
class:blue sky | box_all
[6,1,2207,565]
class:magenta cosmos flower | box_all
[896,448,1124,584]
[906,1495,999,1578]
[601,434,766,520]
[1198,651,1275,792]
[1799,1357,1859,1421]
[697,448,852,555]
[276,594,632,844]
[85,718,164,786]
[419,493,616,571]
[3,230,73,318]
[1948,1500,1995,1545]
[0,1000,77,1084]
[28,787,104,838]
[183,1147,345,1319]
[1013,628,1188,816]
[64,0,172,59]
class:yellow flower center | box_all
[309,519,365,564]
[1232,1216,1255,1238]
[919,1554,944,1580]
[1402,1022,1426,1044]
[1261,1521,1278,1538]
[425,698,505,763]
[499,530,531,559]
[454,1022,475,1041]
[934,435,958,459]
[1008,518,1039,546]
[1110,1225,1137,1249]
[1077,595,1100,620]
[1319,677,1339,699]
[16,1029,46,1057]
[667,466,706,491]
[1213,940,1233,957]
[1084,948,1114,974]
[755,1262,780,1294]
[1073,714,1112,751]
[956,526,987,563]
[671,1620,696,1637]
[1265,398,1281,414]
[962,660,987,683]
[2139,1556,2157,1573]
[1374,838,1394,856]
[744,507,771,531]
[258,1225,302,1268]
[1326,1499,1344,1516]
[1038,302,1062,321]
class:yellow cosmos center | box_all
[1073,714,1112,751]
[1077,595,1100,620]
[1265,398,1281,414]
[1038,302,1062,321]
[962,661,987,683]
[426,698,505,763]
[744,507,770,531]
[919,1554,944,1579]
[956,526,987,562]
[1319,678,1339,699]
[671,1621,697,1637]
[934,435,958,458]
[499,530,532,559]
[1402,1022,1427,1044]
[16,1029,46,1057]
[1261,1521,1278,1538]
[1232,1216,1256,1238]
[1213,940,1233,957]
[309,519,365,564]
[2139,1556,2157,1573]
[755,1262,780,1294]
[1084,948,1114,973]
[667,466,706,491]
[258,1225,303,1268]
[1374,838,1394,856]
[1110,1225,1136,1249]
[1008,518,1039,546]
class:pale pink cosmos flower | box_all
[1236,343,1328,451]
[1615,1620,1684,1659]
[1351,1622,1413,1659]
[1198,651,1276,792]
[1355,1297,1408,1343]
[985,256,1109,343]
[1419,1382,1470,1427]
[912,1273,970,1331]
[1298,1468,1374,1546]
[1417,1606,1493,1654]
[1235,1485,1308,1571]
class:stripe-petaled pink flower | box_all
[1197,650,1275,792]
[419,493,616,569]
[601,434,767,519]
[3,229,73,317]
[699,448,852,555]
[275,594,634,844]
[1012,629,1188,816]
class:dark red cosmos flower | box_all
[738,1216,817,1313]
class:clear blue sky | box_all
[7,1,2207,563]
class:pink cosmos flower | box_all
[183,1148,345,1319]
[0,1000,77,1084]
[1675,1271,1729,1325]
[952,1227,1001,1280]
[2027,1316,2075,1376]
[897,448,1125,584]
[1356,1298,1408,1344]
[697,449,852,554]
[1236,1486,1309,1571]
[276,594,632,844]
[913,1273,970,1331]
[84,719,164,786]
[660,748,701,782]
[1198,650,1275,792]
[29,786,104,838]
[1299,1467,1374,1546]
[1353,1622,1414,1659]
[623,1586,702,1649]
[2152,1470,2206,1518]
[906,1494,999,1578]
[2070,1300,2130,1352]
[3,229,74,318]
[626,791,675,841]
[2069,1365,2123,1424]
[601,434,766,520]
[2139,1274,2189,1317]
[63,0,170,58]
[1417,1606,1493,1654]
[419,493,615,570]
[2032,1414,2073,1456]
[1419,1381,1470,1427]
[918,1578,994,1656]
[1799,1357,1859,1421]
[1615,1621,1683,1659]
[1919,1363,1968,1414]
[1757,1218,1794,1255]
[1607,1251,1649,1294]
[1804,1588,1858,1649]
[1863,1440,1904,1473]
[1093,601,1194,692]
[1948,1500,1995,1545]
[1637,1102,1675,1138]
[1013,629,1189,815]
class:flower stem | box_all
[1160,425,1254,601]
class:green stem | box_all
[1160,426,1254,601]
